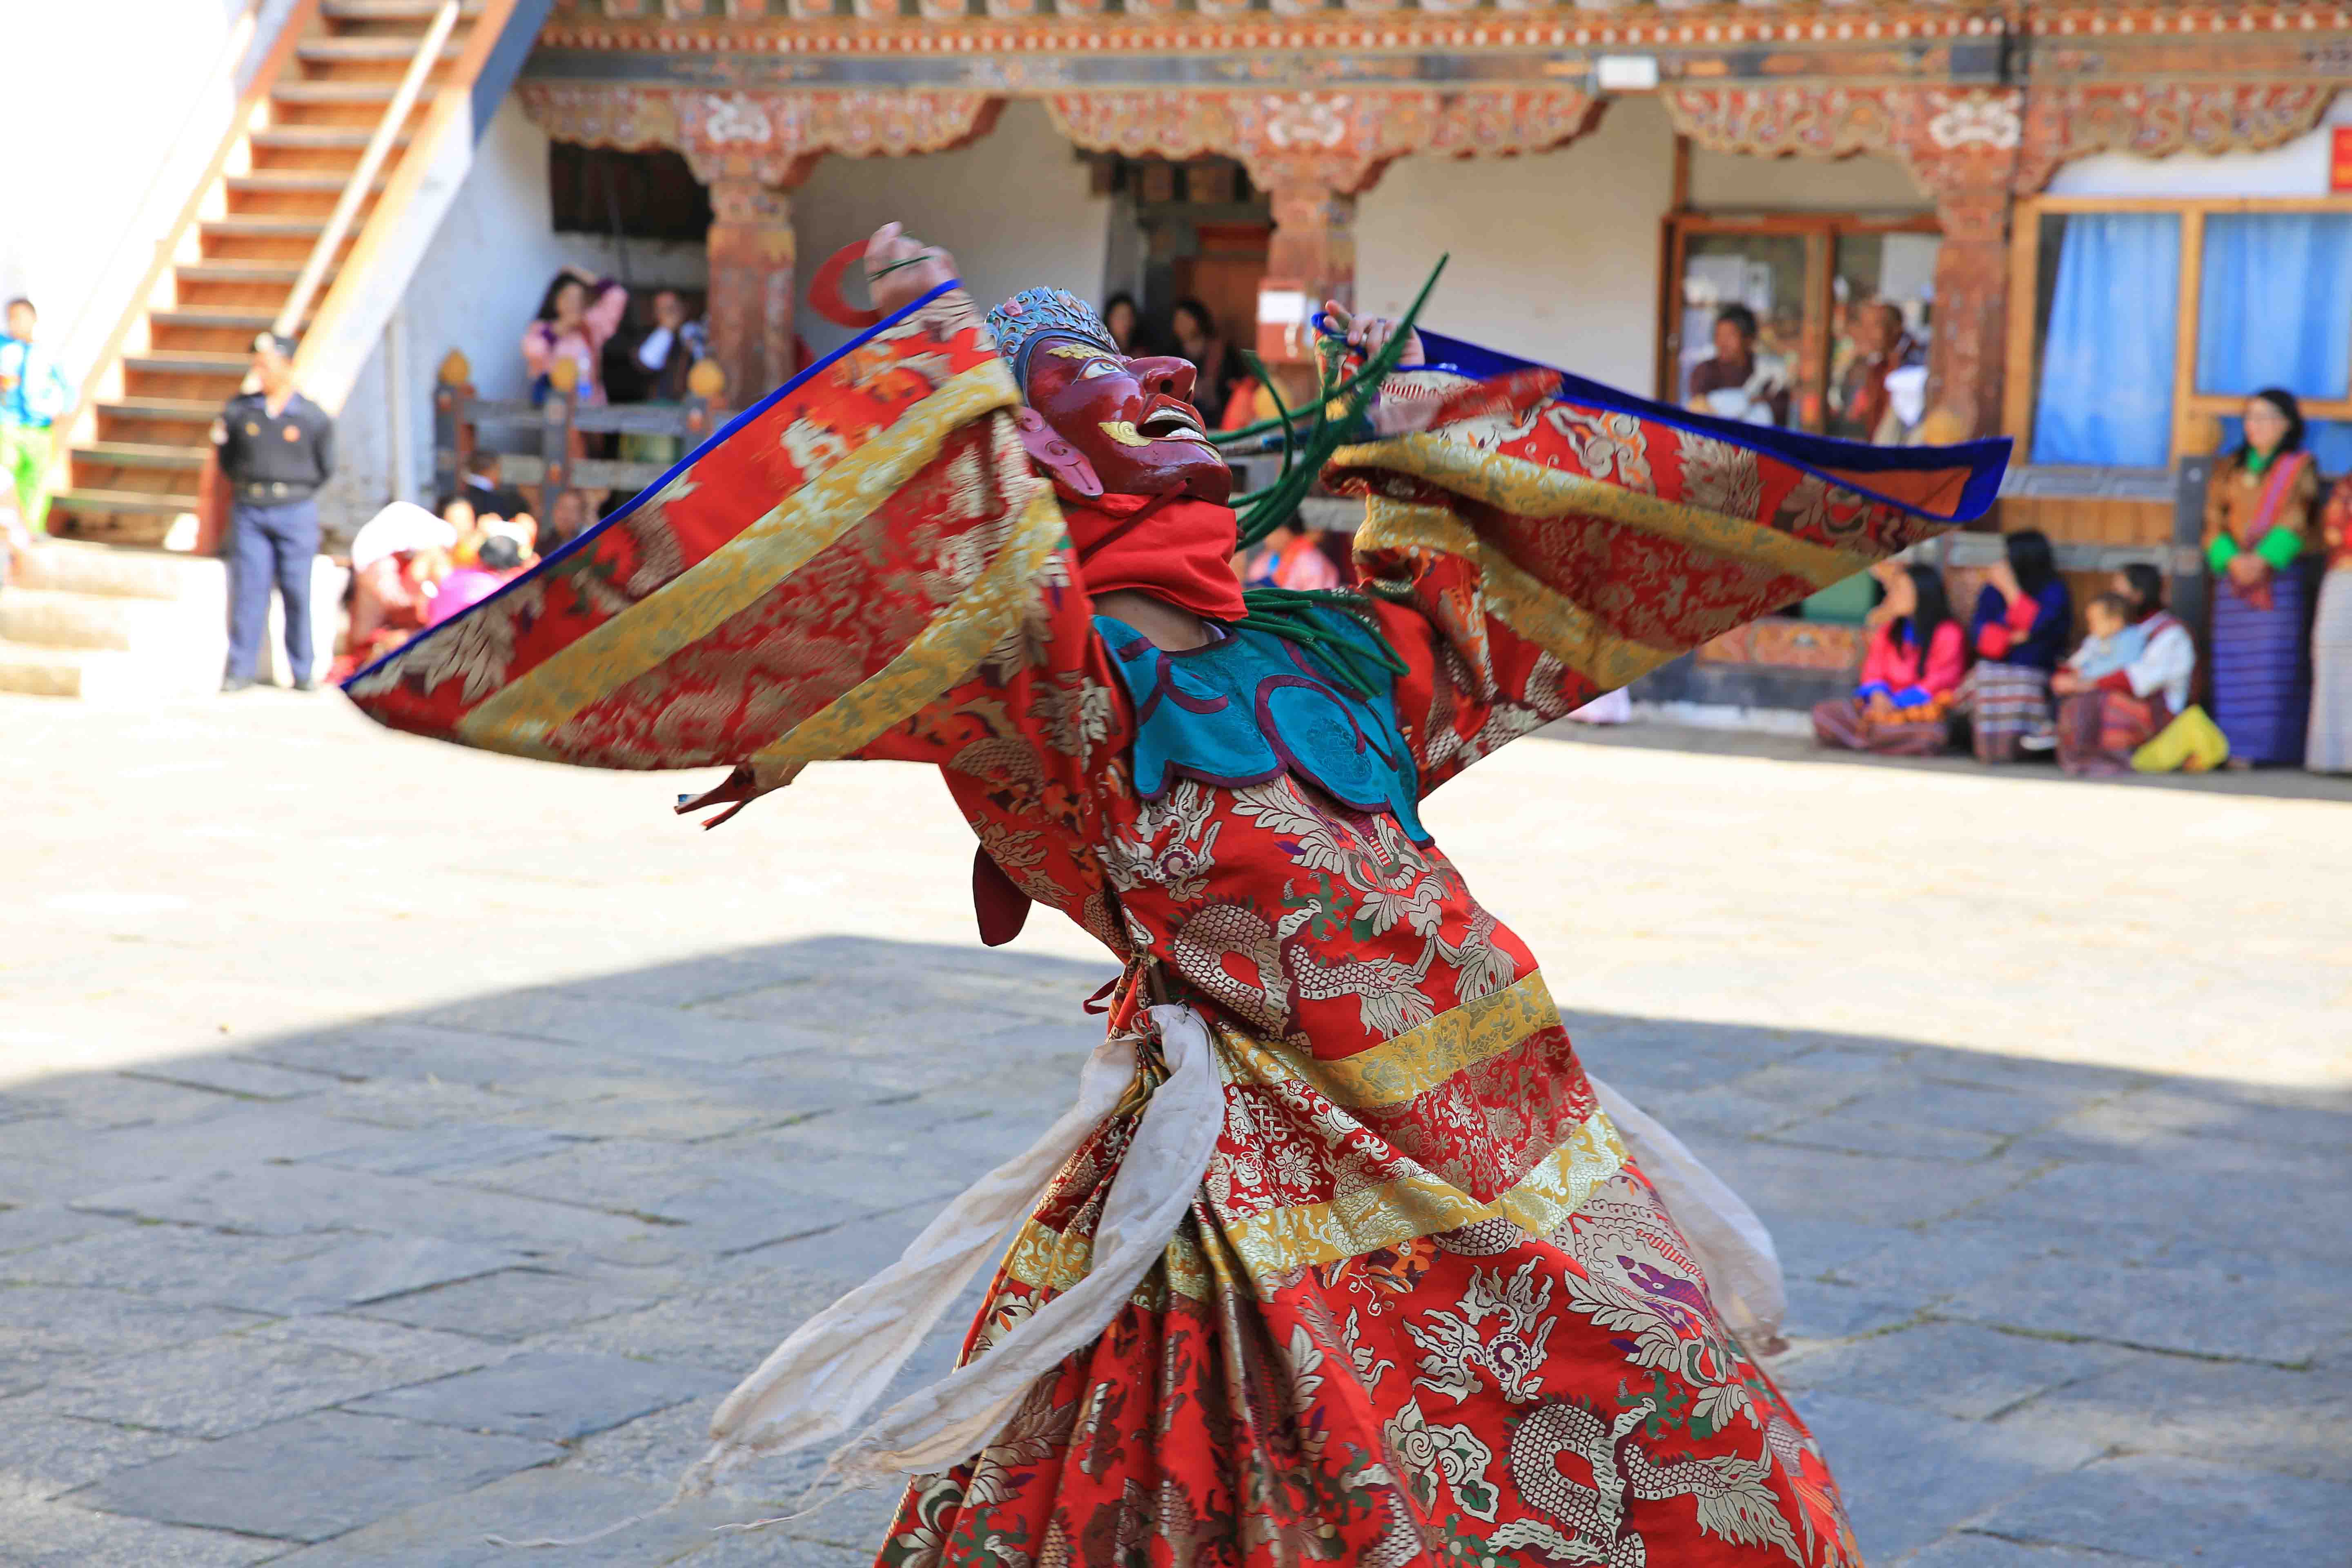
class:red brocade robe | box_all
[346,290,1989,1568]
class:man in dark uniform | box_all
[214,332,334,692]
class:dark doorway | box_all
[548,143,712,244]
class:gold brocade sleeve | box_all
[1329,392,1982,789]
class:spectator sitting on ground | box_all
[1811,563,1966,756]
[427,533,525,626]
[479,514,536,566]
[2062,594,2141,687]
[536,488,593,558]
[2053,564,2209,776]
[1958,528,2072,762]
[437,491,492,570]
[458,451,530,523]
[340,501,454,677]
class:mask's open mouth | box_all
[1138,402,1212,445]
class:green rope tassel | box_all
[1228,256,1448,553]
[1204,256,1451,704]
[1234,586,1410,702]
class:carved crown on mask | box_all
[986,287,1120,389]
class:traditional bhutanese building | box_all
[12,1,2352,702]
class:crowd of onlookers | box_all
[332,452,541,679]
[325,267,718,675]
[1809,539,2213,775]
[1811,387,2352,776]
[521,266,709,416]
[8,265,2346,781]
[1683,299,1929,444]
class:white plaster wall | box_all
[0,0,258,381]
[2048,91,2352,198]
[1688,145,1928,212]
[331,98,710,521]
[791,101,1113,361]
[1354,94,1677,394]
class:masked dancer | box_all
[349,222,2006,1567]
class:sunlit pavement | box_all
[3,690,2346,1565]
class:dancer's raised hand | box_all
[1321,300,1425,368]
[864,223,960,316]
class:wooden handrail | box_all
[52,0,324,459]
[274,0,461,337]
[296,0,524,409]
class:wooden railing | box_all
[50,0,324,465]
[434,350,727,521]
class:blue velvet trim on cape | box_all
[1407,326,2012,528]
[1096,606,1426,842]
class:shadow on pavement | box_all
[0,935,2344,1566]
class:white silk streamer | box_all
[490,1017,1779,1549]
[684,1002,1224,1508]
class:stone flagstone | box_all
[78,1409,563,1544]
[4,695,2346,1566]
[340,1349,730,1442]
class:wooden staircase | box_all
[52,0,486,548]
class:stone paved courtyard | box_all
[2,692,2347,1566]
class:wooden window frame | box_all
[2005,193,2352,468]
[1659,211,1942,435]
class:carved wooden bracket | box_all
[514,84,1002,188]
[1045,87,1599,197]
[2017,82,2335,193]
[1664,81,2337,202]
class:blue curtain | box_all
[2033,214,2180,467]
[2197,214,2352,401]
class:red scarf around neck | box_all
[1060,491,1247,623]
[972,489,1245,948]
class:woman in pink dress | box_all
[521,265,628,407]
[1812,564,1967,755]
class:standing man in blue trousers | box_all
[213,332,334,692]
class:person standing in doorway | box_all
[0,297,73,537]
[1168,296,1249,431]
[213,332,334,693]
[632,287,710,405]
[1684,303,1791,427]
[1834,300,1921,442]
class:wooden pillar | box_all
[705,176,798,409]
[1924,180,2014,441]
[1258,180,1357,365]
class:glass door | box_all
[1668,229,1811,429]
[1663,215,1941,439]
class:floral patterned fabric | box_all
[344,288,2000,1568]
